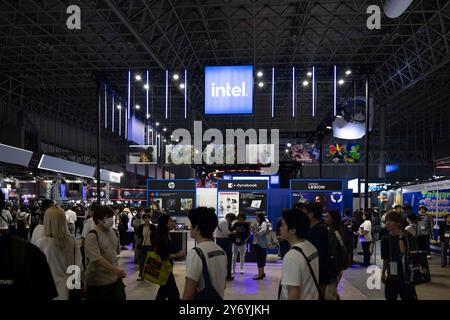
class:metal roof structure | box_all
[0,0,449,180]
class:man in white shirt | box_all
[358,211,372,266]
[65,206,77,236]
[183,207,227,300]
[214,213,236,280]
[278,208,320,300]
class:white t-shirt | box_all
[81,218,96,238]
[359,220,372,242]
[31,224,45,245]
[280,241,319,300]
[215,218,231,238]
[35,236,81,300]
[0,209,12,230]
[65,210,77,224]
[185,241,227,298]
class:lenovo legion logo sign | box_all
[307,182,326,190]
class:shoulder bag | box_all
[193,247,223,300]
[142,244,173,286]
[291,246,324,300]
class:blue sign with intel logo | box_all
[204,66,254,115]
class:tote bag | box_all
[143,248,173,286]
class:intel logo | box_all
[211,82,249,97]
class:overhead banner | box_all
[204,65,254,115]
[0,143,33,167]
[332,96,374,140]
[38,155,96,178]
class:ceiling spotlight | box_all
[29,172,33,175]
[195,150,199,154]
[307,71,312,77]
[155,122,159,126]
[257,71,263,77]
[157,134,160,138]
[258,82,264,88]
[345,70,352,76]
[170,135,173,138]
[149,128,153,132]
[163,139,167,143]
[213,173,217,177]
[285,149,289,153]
[336,114,343,118]
[326,126,332,130]
[202,171,205,175]
[146,114,150,119]
[144,84,149,90]
[396,181,399,184]
[179,83,185,89]
[173,74,180,80]
[135,74,142,81]
[119,172,124,177]
[117,105,121,109]
[135,105,140,110]
[338,79,345,85]
[215,170,219,172]
[163,128,167,132]
[302,80,309,87]
[287,143,292,147]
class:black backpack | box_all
[193,247,223,301]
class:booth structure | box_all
[217,179,269,218]
[290,179,344,213]
[147,179,196,216]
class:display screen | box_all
[291,191,343,212]
[289,143,320,163]
[128,145,157,164]
[165,145,192,165]
[332,96,374,140]
[148,191,196,215]
[121,189,146,200]
[329,143,361,163]
[239,192,267,216]
[204,65,254,115]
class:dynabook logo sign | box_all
[205,66,254,115]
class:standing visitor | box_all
[75,205,85,237]
[153,214,185,300]
[306,202,330,294]
[231,213,250,275]
[276,213,291,259]
[31,199,55,245]
[215,213,236,281]
[278,208,320,300]
[29,205,41,237]
[358,212,372,267]
[132,207,144,264]
[80,203,97,269]
[381,211,417,300]
[84,205,126,300]
[183,207,227,300]
[65,206,77,237]
[439,214,450,267]
[342,208,356,266]
[136,212,156,281]
[417,205,434,259]
[35,206,82,300]
[16,206,29,240]
[251,213,269,280]
[119,208,130,249]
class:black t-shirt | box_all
[231,222,250,246]
[0,235,58,299]
[307,222,330,285]
[381,234,404,279]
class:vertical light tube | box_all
[104,84,107,128]
[271,67,275,118]
[119,103,122,136]
[112,94,115,132]
[312,66,316,117]
[184,69,187,119]
[292,66,295,118]
[128,70,131,119]
[125,108,128,140]
[165,70,169,119]
[333,65,337,116]
[146,70,149,119]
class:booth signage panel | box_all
[291,180,343,191]
[148,179,196,191]
[204,65,254,115]
[218,180,268,191]
[0,143,33,167]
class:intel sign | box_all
[204,65,254,115]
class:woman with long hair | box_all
[324,210,346,300]
[251,213,269,280]
[153,214,185,300]
[35,206,82,300]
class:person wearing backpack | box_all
[324,210,348,300]
[278,208,320,300]
[381,211,417,300]
[84,205,127,300]
[183,207,227,300]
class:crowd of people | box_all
[1,191,449,301]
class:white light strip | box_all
[312,66,316,117]
[165,70,169,119]
[128,70,131,119]
[333,65,337,116]
[104,84,107,128]
[292,66,295,118]
[272,67,275,118]
[146,70,149,119]
[119,102,122,136]
[184,69,187,119]
[125,108,128,139]
[112,94,115,132]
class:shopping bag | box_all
[406,250,431,285]
[142,250,172,286]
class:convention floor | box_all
[118,246,450,300]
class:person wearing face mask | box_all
[439,214,450,267]
[84,205,127,300]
